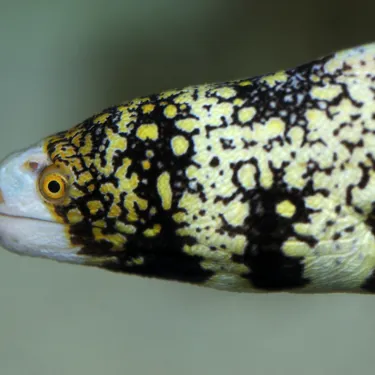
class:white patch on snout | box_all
[0,142,53,221]
[0,141,86,263]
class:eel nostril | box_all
[0,189,4,204]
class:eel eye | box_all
[38,165,68,202]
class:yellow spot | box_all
[294,223,311,236]
[276,200,296,218]
[164,104,178,118]
[223,201,248,226]
[142,160,151,170]
[94,113,110,124]
[186,165,198,178]
[311,85,342,101]
[305,194,325,210]
[109,132,127,150]
[124,193,148,222]
[234,98,245,106]
[126,256,144,266]
[237,164,256,190]
[87,200,103,215]
[143,224,162,237]
[258,161,273,189]
[146,150,154,158]
[116,222,137,234]
[282,238,309,257]
[100,181,120,196]
[117,106,137,134]
[80,134,93,155]
[92,227,105,241]
[173,212,185,223]
[93,220,106,228]
[238,107,256,123]
[142,104,155,114]
[324,57,344,74]
[260,174,273,189]
[305,109,326,126]
[287,127,304,148]
[178,192,201,213]
[70,185,86,199]
[136,124,159,141]
[121,172,139,191]
[261,71,288,86]
[171,136,189,156]
[266,118,285,136]
[69,159,83,173]
[157,172,172,210]
[115,159,139,191]
[176,118,199,132]
[174,92,193,104]
[133,257,144,265]
[284,164,306,189]
[78,171,93,185]
[92,228,126,250]
[239,80,251,86]
[58,144,76,157]
[131,257,144,266]
[109,204,122,218]
[67,208,83,224]
[214,87,236,99]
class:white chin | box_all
[0,214,84,264]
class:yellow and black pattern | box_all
[44,43,375,292]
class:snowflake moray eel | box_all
[1,42,375,293]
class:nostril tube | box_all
[0,189,4,204]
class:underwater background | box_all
[0,1,374,374]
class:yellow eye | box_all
[38,165,69,202]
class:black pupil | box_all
[48,180,61,194]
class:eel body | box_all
[1,42,375,293]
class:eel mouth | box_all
[0,211,58,224]
[0,210,118,267]
[0,209,82,262]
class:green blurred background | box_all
[0,1,374,374]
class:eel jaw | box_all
[0,209,118,267]
[0,213,84,263]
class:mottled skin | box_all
[10,43,375,293]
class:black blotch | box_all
[361,271,375,293]
[99,214,213,284]
[209,157,220,167]
[233,189,314,291]
[220,138,236,150]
